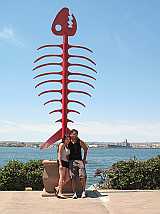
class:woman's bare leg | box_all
[58,167,65,194]
[63,168,70,185]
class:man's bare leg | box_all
[71,177,78,199]
[80,177,87,198]
[80,178,86,191]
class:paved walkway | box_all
[99,190,160,214]
[0,191,108,214]
[0,190,160,214]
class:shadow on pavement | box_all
[86,190,108,198]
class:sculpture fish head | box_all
[51,7,77,36]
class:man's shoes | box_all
[81,191,86,198]
[72,192,78,199]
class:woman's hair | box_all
[61,135,70,143]
[57,135,69,154]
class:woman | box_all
[55,135,70,198]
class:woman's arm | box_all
[58,143,64,167]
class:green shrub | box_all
[25,160,43,190]
[0,160,43,191]
[95,155,160,190]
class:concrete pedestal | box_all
[42,160,82,195]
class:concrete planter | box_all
[42,160,82,195]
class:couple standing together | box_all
[55,129,88,199]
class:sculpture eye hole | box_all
[55,24,62,31]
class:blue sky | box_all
[0,0,160,142]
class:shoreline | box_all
[1,145,160,149]
[1,141,160,149]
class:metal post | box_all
[62,35,69,138]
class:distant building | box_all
[108,139,132,148]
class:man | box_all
[68,129,88,199]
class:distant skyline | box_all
[1,1,160,142]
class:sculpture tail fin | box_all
[40,127,70,149]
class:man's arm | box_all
[80,140,88,162]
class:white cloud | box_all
[0,120,160,142]
[0,27,14,39]
[0,120,54,141]
[71,121,160,142]
[0,27,24,47]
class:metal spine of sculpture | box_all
[33,8,96,148]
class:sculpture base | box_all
[42,160,82,195]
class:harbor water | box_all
[0,146,160,186]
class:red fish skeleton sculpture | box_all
[33,8,96,149]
